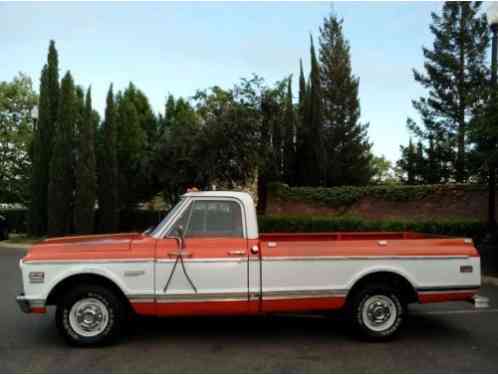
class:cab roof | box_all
[182,191,255,207]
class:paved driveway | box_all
[1,247,498,373]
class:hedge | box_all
[258,215,486,241]
[2,208,486,241]
[268,182,487,208]
[0,209,28,233]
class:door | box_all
[154,198,250,316]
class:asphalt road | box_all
[2,247,498,373]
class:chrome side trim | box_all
[417,289,478,295]
[156,258,247,264]
[156,292,247,303]
[262,255,470,261]
[262,289,348,300]
[126,289,349,304]
[23,255,470,266]
[23,258,154,265]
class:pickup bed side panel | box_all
[260,238,480,312]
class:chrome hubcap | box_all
[69,298,109,337]
[362,295,397,332]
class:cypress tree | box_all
[98,85,119,233]
[306,35,325,186]
[409,2,489,182]
[271,96,283,180]
[29,67,47,235]
[319,13,373,186]
[74,87,97,234]
[116,87,146,209]
[295,59,307,185]
[47,71,75,236]
[282,76,296,185]
[29,41,59,235]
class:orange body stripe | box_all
[418,290,477,304]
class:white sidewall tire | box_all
[56,285,124,347]
[351,284,404,341]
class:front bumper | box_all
[16,293,46,314]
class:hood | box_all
[23,232,147,262]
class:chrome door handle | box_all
[228,250,246,256]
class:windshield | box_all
[148,198,186,238]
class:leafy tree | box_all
[98,85,119,232]
[0,74,37,204]
[414,141,427,184]
[47,71,75,236]
[74,87,97,234]
[370,155,397,184]
[195,78,263,188]
[319,13,373,186]
[407,2,489,182]
[153,96,201,205]
[397,139,416,184]
[29,40,59,235]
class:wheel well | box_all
[46,273,131,310]
[347,271,418,305]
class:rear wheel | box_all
[348,283,404,341]
[56,285,126,346]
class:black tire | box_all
[347,282,404,341]
[55,284,126,346]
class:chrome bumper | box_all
[16,294,32,313]
[16,294,45,313]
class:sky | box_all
[1,1,456,162]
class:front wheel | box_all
[348,283,404,341]
[56,285,126,346]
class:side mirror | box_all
[176,225,185,250]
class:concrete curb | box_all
[0,242,31,250]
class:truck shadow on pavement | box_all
[123,310,467,345]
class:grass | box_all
[3,233,44,245]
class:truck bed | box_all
[259,232,477,257]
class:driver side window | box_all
[167,200,243,238]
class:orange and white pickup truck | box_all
[17,191,481,346]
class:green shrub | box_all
[0,209,28,233]
[268,182,487,208]
[258,215,486,241]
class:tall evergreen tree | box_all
[304,36,325,186]
[47,71,75,236]
[295,59,308,185]
[74,87,97,234]
[29,40,59,235]
[319,13,373,186]
[407,2,489,182]
[282,76,296,185]
[115,83,158,209]
[98,85,119,233]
